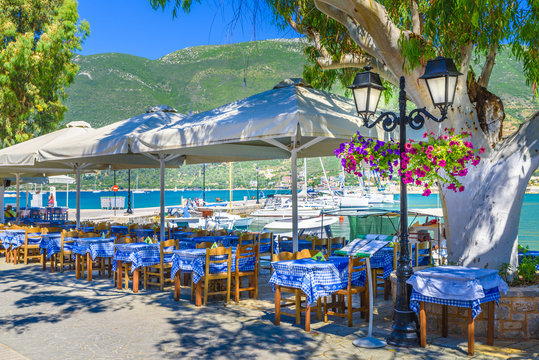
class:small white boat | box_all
[263,216,339,237]
[205,212,253,230]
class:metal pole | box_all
[229,162,232,210]
[15,173,20,222]
[256,166,259,204]
[0,178,5,224]
[126,169,133,214]
[76,167,81,229]
[291,149,298,252]
[202,164,206,205]
[113,170,116,216]
[160,157,166,242]
[387,76,418,346]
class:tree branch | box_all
[410,0,422,34]
[478,43,498,88]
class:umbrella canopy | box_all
[36,105,186,169]
[131,79,387,163]
[0,121,94,168]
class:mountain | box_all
[61,39,538,189]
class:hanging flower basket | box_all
[335,129,484,196]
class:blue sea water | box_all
[6,189,538,250]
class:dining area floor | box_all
[0,261,536,360]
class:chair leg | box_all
[160,270,164,291]
[323,297,328,323]
[317,298,322,320]
[203,278,209,306]
[253,274,258,300]
[347,294,353,327]
[143,267,147,290]
[235,274,240,303]
[24,247,28,265]
[295,291,301,325]
[226,274,231,304]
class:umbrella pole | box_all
[15,173,20,223]
[291,149,298,252]
[76,167,81,229]
[160,156,165,242]
[0,178,4,224]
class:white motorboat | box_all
[263,215,339,237]
[204,212,253,230]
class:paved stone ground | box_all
[0,260,537,360]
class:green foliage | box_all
[498,246,539,286]
[0,0,89,146]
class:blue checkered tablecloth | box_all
[39,233,65,258]
[369,247,394,279]
[0,230,41,249]
[270,257,366,306]
[170,248,256,284]
[80,226,95,233]
[407,266,508,319]
[112,243,164,273]
[73,237,115,260]
[177,235,239,249]
[111,226,128,235]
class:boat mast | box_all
[319,157,333,196]
[303,159,307,194]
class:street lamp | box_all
[256,165,260,204]
[126,169,133,214]
[348,57,461,347]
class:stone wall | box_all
[422,285,538,340]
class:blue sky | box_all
[77,0,298,59]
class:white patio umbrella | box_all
[0,122,96,223]
[131,79,392,249]
[36,105,186,232]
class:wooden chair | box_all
[56,230,78,272]
[80,232,100,238]
[392,242,412,270]
[414,240,432,268]
[276,235,293,253]
[296,249,319,259]
[95,222,110,235]
[213,229,228,236]
[310,238,328,256]
[272,252,322,326]
[144,239,177,290]
[238,233,257,247]
[44,227,63,234]
[234,244,259,302]
[328,236,345,255]
[114,236,136,289]
[196,242,214,249]
[324,257,369,327]
[194,229,210,237]
[19,228,42,264]
[198,246,232,305]
[258,232,273,271]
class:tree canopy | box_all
[0,0,89,146]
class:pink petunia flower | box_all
[422,188,431,196]
[439,160,446,167]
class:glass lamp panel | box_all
[446,75,458,105]
[353,87,369,114]
[426,76,447,106]
[367,88,382,113]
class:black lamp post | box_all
[202,164,206,205]
[348,57,461,347]
[126,169,133,214]
[256,165,260,204]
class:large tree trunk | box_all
[442,111,539,270]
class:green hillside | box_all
[61,39,538,190]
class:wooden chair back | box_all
[296,248,318,259]
[271,251,295,261]
[213,229,228,236]
[196,241,214,249]
[80,232,100,238]
[392,242,412,269]
[195,229,210,237]
[205,246,232,275]
[239,233,257,247]
[116,235,135,244]
[160,239,177,263]
[258,232,273,250]
[311,237,328,253]
[414,240,432,267]
[328,236,345,255]
[236,244,258,273]
[300,234,318,241]
[24,227,41,245]
[95,222,110,231]
[347,257,367,289]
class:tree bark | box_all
[443,112,539,270]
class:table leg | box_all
[42,250,47,271]
[87,253,93,282]
[174,271,181,301]
[75,254,81,279]
[468,308,475,356]
[116,260,123,290]
[51,254,55,273]
[195,281,202,306]
[6,248,9,263]
[487,301,494,346]
[305,304,311,332]
[133,268,139,293]
[274,284,281,326]
[442,304,448,337]
[384,278,390,301]
[419,301,427,348]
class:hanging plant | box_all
[334,129,484,196]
